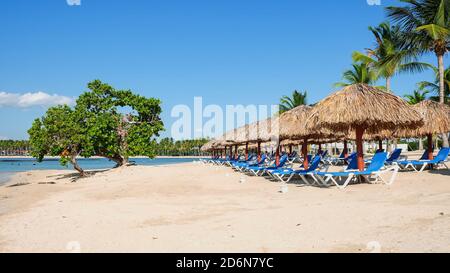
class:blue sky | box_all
[0,0,447,140]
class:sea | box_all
[0,157,201,185]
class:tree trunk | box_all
[70,154,85,176]
[107,154,126,168]
[438,54,450,147]
[386,77,391,93]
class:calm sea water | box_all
[0,157,201,185]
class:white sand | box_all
[0,162,449,253]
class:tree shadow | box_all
[46,169,112,183]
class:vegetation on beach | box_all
[279,90,308,114]
[1,138,210,157]
[28,80,164,176]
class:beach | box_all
[1,161,449,253]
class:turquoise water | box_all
[0,157,200,184]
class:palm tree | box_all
[279,90,308,113]
[353,22,431,92]
[334,63,378,87]
[404,88,430,151]
[387,0,450,147]
[418,65,450,103]
[404,88,430,104]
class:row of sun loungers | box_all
[202,148,449,189]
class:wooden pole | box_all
[245,143,249,160]
[343,140,348,158]
[234,145,238,160]
[229,146,233,159]
[427,134,434,160]
[356,127,365,171]
[289,145,293,154]
[276,145,280,166]
[302,138,309,169]
[378,139,383,151]
[257,141,261,162]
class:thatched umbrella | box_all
[394,100,450,160]
[279,105,345,168]
[246,116,281,163]
[234,124,251,160]
[305,84,423,171]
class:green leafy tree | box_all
[387,0,450,147]
[28,80,164,175]
[74,80,164,166]
[28,105,88,175]
[334,63,378,87]
[404,89,430,104]
[279,90,308,113]
[0,140,30,156]
[353,22,430,92]
[418,65,450,103]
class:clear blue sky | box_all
[0,0,447,140]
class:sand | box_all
[0,161,449,253]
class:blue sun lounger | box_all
[396,148,450,172]
[233,155,265,171]
[231,155,256,169]
[312,152,399,190]
[366,148,403,165]
[386,148,403,165]
[247,154,288,176]
[270,155,323,183]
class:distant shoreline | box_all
[0,155,207,159]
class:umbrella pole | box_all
[343,140,348,158]
[234,145,238,160]
[289,145,293,155]
[427,134,434,160]
[378,140,383,151]
[257,141,261,162]
[229,146,233,159]
[276,145,280,166]
[318,144,322,154]
[356,127,365,171]
[245,143,249,160]
[302,138,309,169]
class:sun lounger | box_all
[396,148,450,172]
[312,152,399,190]
[271,155,323,183]
[247,155,288,176]
[232,155,261,171]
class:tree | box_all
[28,105,88,176]
[353,22,431,92]
[75,80,164,167]
[404,88,430,104]
[418,65,450,103]
[334,63,378,87]
[28,80,164,176]
[404,88,430,150]
[387,0,450,147]
[279,90,308,113]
